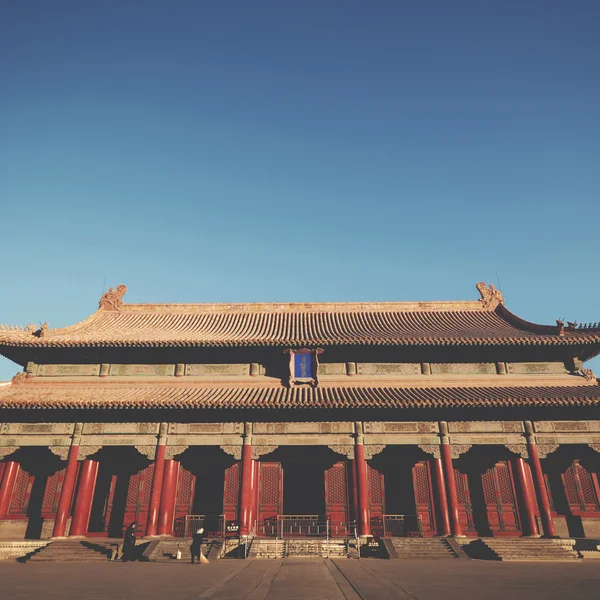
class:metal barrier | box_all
[179,514,226,538]
[370,514,423,538]
[258,515,330,538]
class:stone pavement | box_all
[1,558,599,599]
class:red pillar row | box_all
[70,460,98,536]
[0,461,19,518]
[52,444,80,537]
[157,460,179,535]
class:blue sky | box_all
[1,1,599,380]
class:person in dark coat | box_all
[190,527,204,564]
[122,522,137,561]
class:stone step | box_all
[467,539,581,561]
[26,541,111,563]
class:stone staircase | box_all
[248,538,348,558]
[24,540,115,562]
[390,537,459,559]
[470,538,580,561]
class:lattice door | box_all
[453,468,475,533]
[223,462,240,521]
[122,463,155,533]
[41,468,67,517]
[367,464,385,536]
[325,462,348,536]
[481,461,520,535]
[562,460,600,513]
[412,461,436,536]
[258,462,282,535]
[173,465,194,536]
[8,467,32,516]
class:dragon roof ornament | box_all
[99,284,127,311]
[476,282,504,310]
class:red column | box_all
[0,462,5,485]
[157,460,178,535]
[525,422,556,537]
[52,444,80,537]
[349,459,359,523]
[513,457,539,537]
[145,441,167,537]
[439,422,463,537]
[240,438,256,536]
[69,460,98,536]
[0,461,19,518]
[354,423,371,537]
[432,457,451,536]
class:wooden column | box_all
[0,460,19,518]
[349,458,359,523]
[145,424,168,537]
[432,457,451,536]
[157,460,179,535]
[69,459,99,536]
[240,423,257,535]
[354,422,371,537]
[439,422,463,537]
[513,455,540,537]
[52,424,82,537]
[524,421,557,537]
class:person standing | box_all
[190,527,204,564]
[122,522,137,562]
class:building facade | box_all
[0,283,600,541]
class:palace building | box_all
[1,283,600,553]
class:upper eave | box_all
[1,283,599,354]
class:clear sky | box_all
[1,1,599,380]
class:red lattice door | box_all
[41,468,67,519]
[123,463,155,533]
[562,460,600,515]
[481,461,520,536]
[223,462,240,522]
[258,462,282,536]
[173,466,195,536]
[453,468,475,534]
[412,461,436,536]
[325,462,349,537]
[8,467,33,516]
[367,464,385,537]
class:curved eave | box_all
[1,383,599,410]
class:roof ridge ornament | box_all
[476,281,504,309]
[581,368,596,382]
[99,284,127,311]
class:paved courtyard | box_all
[1,558,599,600]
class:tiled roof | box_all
[1,284,599,350]
[1,382,599,410]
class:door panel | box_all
[368,464,385,537]
[257,462,282,536]
[325,461,348,536]
[412,461,436,536]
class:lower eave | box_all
[1,382,599,410]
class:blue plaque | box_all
[294,353,313,378]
